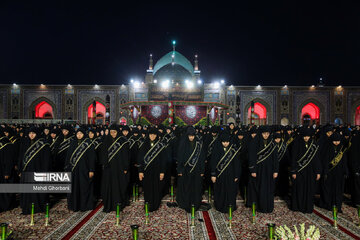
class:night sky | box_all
[1,1,359,86]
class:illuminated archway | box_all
[88,101,106,124]
[301,103,320,126]
[248,102,267,125]
[356,106,360,125]
[35,101,53,119]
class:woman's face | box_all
[222,141,230,148]
[149,134,157,141]
[188,135,195,142]
[88,132,95,139]
[29,132,36,140]
[262,132,270,140]
[110,130,117,138]
[76,131,84,140]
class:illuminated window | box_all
[88,101,106,124]
[301,103,320,125]
[248,102,267,125]
[35,101,53,119]
[356,105,360,125]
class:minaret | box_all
[171,40,176,66]
[145,53,154,84]
[194,54,201,80]
[194,54,199,71]
[149,54,153,70]
[172,40,176,51]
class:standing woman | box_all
[319,132,348,212]
[88,128,103,200]
[0,128,16,212]
[248,126,279,213]
[138,128,167,212]
[210,132,241,213]
[65,128,96,211]
[100,125,130,212]
[176,127,205,212]
[291,128,321,213]
[18,127,50,214]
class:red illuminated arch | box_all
[35,101,53,119]
[88,101,106,124]
[248,102,267,125]
[356,105,360,125]
[301,103,320,125]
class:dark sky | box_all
[1,1,359,86]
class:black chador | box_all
[248,128,279,213]
[138,128,167,212]
[18,128,51,214]
[176,127,205,212]
[274,133,291,198]
[349,131,360,206]
[128,129,141,189]
[319,133,348,212]
[55,126,74,171]
[100,126,130,212]
[88,129,103,199]
[49,128,61,171]
[234,130,247,198]
[210,133,240,213]
[4,127,20,175]
[65,128,96,211]
[243,127,258,206]
[291,128,321,213]
[204,127,219,191]
[161,128,176,197]
[0,133,15,212]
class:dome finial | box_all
[149,54,153,70]
[172,40,176,51]
[194,54,199,71]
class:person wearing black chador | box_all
[290,128,321,213]
[319,132,348,212]
[176,127,205,212]
[349,129,360,206]
[55,125,74,172]
[274,132,291,198]
[88,128,103,199]
[65,128,96,211]
[18,127,51,214]
[210,132,241,213]
[0,128,16,212]
[138,128,167,212]
[100,125,130,212]
[248,126,279,213]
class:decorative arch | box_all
[244,99,270,125]
[83,97,106,124]
[350,100,360,125]
[35,101,53,119]
[297,98,325,126]
[301,102,320,126]
[29,97,57,119]
[356,106,360,125]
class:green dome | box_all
[153,51,194,75]
[154,63,193,81]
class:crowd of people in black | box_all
[0,122,359,217]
